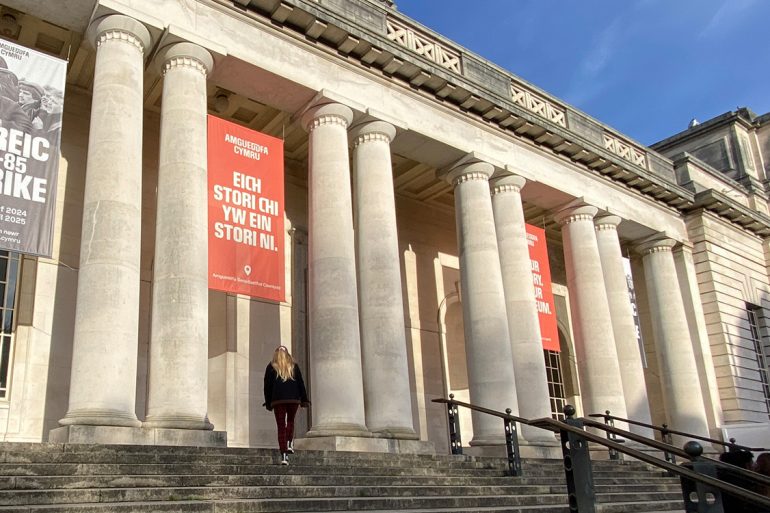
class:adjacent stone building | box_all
[0,0,768,452]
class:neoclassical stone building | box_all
[0,0,769,452]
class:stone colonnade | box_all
[54,12,711,447]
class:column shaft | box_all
[445,160,520,445]
[491,176,553,443]
[637,239,710,437]
[594,216,653,437]
[352,121,416,439]
[554,206,628,420]
[60,16,151,428]
[145,43,214,430]
[301,103,368,436]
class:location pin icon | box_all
[244,265,252,276]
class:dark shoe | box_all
[287,440,295,454]
[280,452,289,465]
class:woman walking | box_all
[263,346,309,465]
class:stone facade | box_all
[0,0,769,451]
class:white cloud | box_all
[700,0,757,38]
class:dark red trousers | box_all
[273,403,299,453]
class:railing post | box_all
[446,394,463,455]
[560,405,596,513]
[662,423,677,465]
[503,407,522,477]
[679,441,724,513]
[602,410,622,461]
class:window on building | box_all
[746,304,770,418]
[544,349,566,420]
[0,251,20,399]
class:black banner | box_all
[0,39,65,257]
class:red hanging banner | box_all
[525,224,559,352]
[207,115,285,302]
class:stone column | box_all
[443,158,521,445]
[350,120,416,439]
[636,238,710,437]
[553,205,628,420]
[594,216,654,437]
[300,103,368,437]
[490,175,553,443]
[144,43,214,430]
[59,15,151,429]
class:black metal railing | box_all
[589,410,766,455]
[433,396,770,513]
[435,394,523,476]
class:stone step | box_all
[0,444,685,513]
[0,472,679,491]
[0,484,564,505]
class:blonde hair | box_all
[271,346,295,381]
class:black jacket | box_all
[263,363,309,410]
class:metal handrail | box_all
[588,410,766,452]
[433,396,770,512]
[433,395,524,476]
[582,417,770,488]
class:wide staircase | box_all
[0,443,683,512]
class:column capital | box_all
[300,102,354,133]
[553,204,598,225]
[349,120,396,148]
[87,15,152,53]
[156,42,214,77]
[594,215,622,231]
[490,175,526,196]
[635,237,677,255]
[441,160,494,187]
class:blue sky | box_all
[393,0,770,146]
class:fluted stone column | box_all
[59,15,151,428]
[301,103,368,437]
[351,120,416,439]
[553,206,628,420]
[144,43,214,430]
[490,175,554,443]
[594,216,653,437]
[442,159,521,445]
[636,238,710,437]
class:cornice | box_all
[213,0,770,238]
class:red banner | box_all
[207,115,284,301]
[525,224,559,352]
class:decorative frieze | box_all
[603,133,647,168]
[386,17,461,74]
[452,171,488,187]
[162,56,209,77]
[510,83,566,127]
[97,29,145,52]
[306,114,350,132]
[352,131,392,148]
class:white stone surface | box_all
[60,14,151,429]
[637,238,710,438]
[594,215,653,437]
[144,42,214,431]
[351,120,416,439]
[441,158,521,445]
[554,205,628,421]
[301,102,368,437]
[490,175,553,443]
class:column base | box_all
[59,409,142,428]
[143,415,214,431]
[49,425,227,447]
[464,438,562,459]
[369,426,420,440]
[294,435,436,454]
[306,423,371,438]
